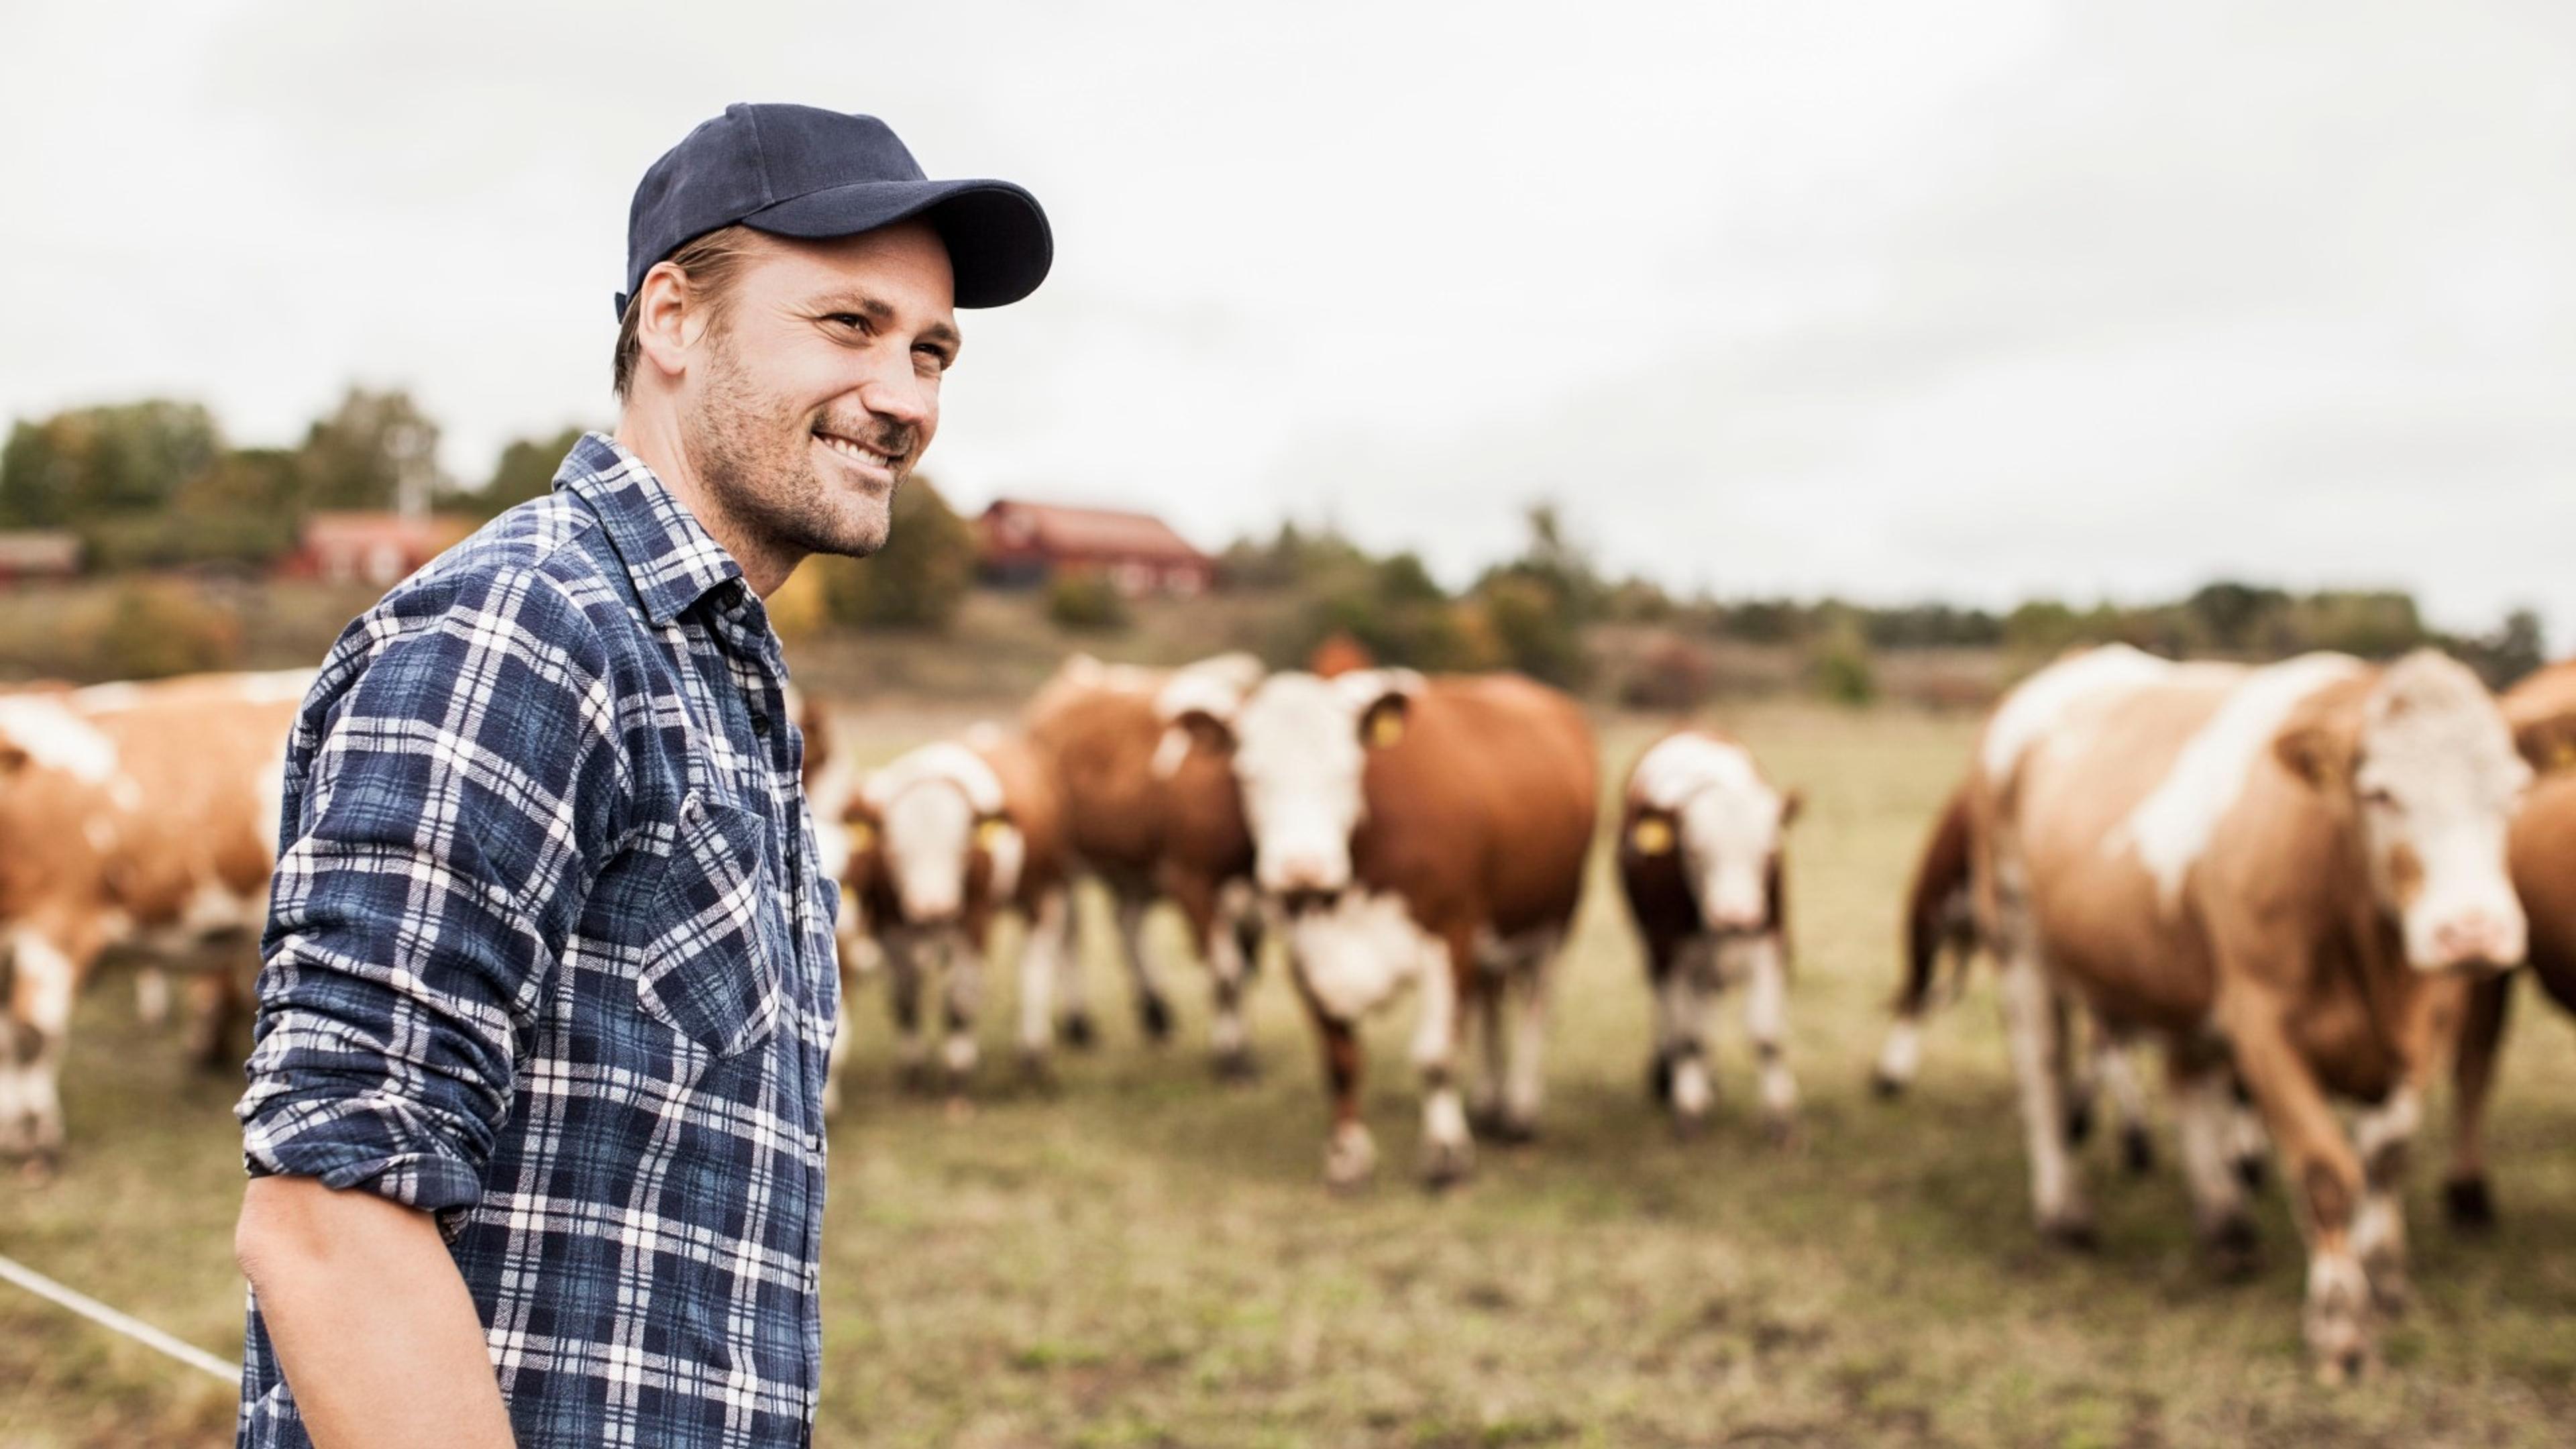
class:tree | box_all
[460,426,591,519]
[0,400,223,527]
[803,474,978,631]
[297,387,444,512]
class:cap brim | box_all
[745,178,1051,308]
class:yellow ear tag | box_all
[847,820,875,851]
[2555,739,2576,771]
[976,818,1012,847]
[1630,817,1675,857]
[1369,710,1405,747]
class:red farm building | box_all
[975,498,1215,598]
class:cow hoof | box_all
[1490,1115,1539,1148]
[2444,1175,2496,1231]
[1648,1054,1674,1104]
[1868,1070,1907,1100]
[2202,1217,2262,1281]
[2062,1099,2096,1147]
[2235,1154,2269,1195]
[1420,1144,1475,1193]
[1057,1012,1098,1051]
[2039,1214,2099,1252]
[1324,1125,1378,1193]
[2121,1125,2157,1177]
[2313,1347,2371,1389]
[1138,996,1175,1043]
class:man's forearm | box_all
[235,1176,517,1449]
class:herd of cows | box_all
[3,642,2575,1385]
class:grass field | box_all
[4,703,2573,1447]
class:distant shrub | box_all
[1045,571,1131,633]
[1811,627,1878,708]
[804,475,977,632]
[94,580,243,680]
[1619,635,1718,712]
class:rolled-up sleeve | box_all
[237,564,627,1216]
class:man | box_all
[229,105,1049,1447]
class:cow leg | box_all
[2223,997,2373,1383]
[2350,1086,2421,1316]
[1052,891,1097,1050]
[1173,872,1256,1080]
[134,967,172,1028]
[1660,941,1716,1133]
[1413,934,1474,1189]
[1739,931,1799,1144]
[1871,1010,1925,1099]
[885,932,933,1093]
[2055,992,2100,1148]
[2443,969,2513,1229]
[1016,888,1072,1080]
[1305,998,1374,1191]
[2173,1038,2258,1275]
[940,934,984,1094]
[1468,960,1509,1130]
[184,964,252,1073]
[0,929,80,1161]
[1998,941,2093,1246]
[1114,892,1174,1043]
[1495,934,1559,1144]
[2095,1029,2157,1175]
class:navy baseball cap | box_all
[616,103,1051,319]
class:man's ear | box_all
[1778,787,1805,828]
[633,260,711,385]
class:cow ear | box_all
[1358,692,1411,749]
[2512,712,2576,774]
[2273,721,2356,790]
[1152,710,1234,778]
[1778,788,1805,827]
[0,741,27,776]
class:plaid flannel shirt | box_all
[236,433,839,1448]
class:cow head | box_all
[1175,669,1422,903]
[2274,650,2529,973]
[854,742,1020,926]
[1628,733,1801,935]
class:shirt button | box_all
[682,793,704,822]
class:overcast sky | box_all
[5,1,2571,637]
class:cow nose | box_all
[1706,909,1767,935]
[2431,912,2523,973]
[1264,852,1338,894]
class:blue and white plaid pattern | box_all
[236,433,839,1448]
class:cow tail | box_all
[1896,784,1974,1018]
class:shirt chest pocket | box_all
[637,791,785,1059]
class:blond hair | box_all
[611,225,762,400]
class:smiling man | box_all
[228,105,1048,1448]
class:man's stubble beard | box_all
[681,327,902,563]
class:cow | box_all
[1871,782,2184,1179]
[0,670,307,1159]
[2443,658,2576,1226]
[1968,643,2527,1381]
[1022,653,1269,1075]
[833,729,1070,1100]
[1172,669,1597,1190]
[1615,729,1801,1140]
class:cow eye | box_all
[2359,785,2399,810]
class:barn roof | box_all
[980,499,1209,565]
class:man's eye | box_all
[913,345,951,372]
[826,313,870,332]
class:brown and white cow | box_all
[2444,658,2576,1225]
[1616,730,1801,1140]
[1972,643,2527,1380]
[0,670,307,1158]
[1176,669,1597,1189]
[1022,653,1269,1074]
[833,729,1070,1101]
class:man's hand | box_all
[235,1177,517,1449]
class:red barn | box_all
[976,499,1215,598]
[281,512,476,589]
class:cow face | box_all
[2277,651,2530,973]
[1222,671,1417,900]
[857,743,1020,927]
[1630,734,1799,935]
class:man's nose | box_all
[857,374,934,437]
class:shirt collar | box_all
[555,433,746,627]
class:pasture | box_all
[5,702,2573,1447]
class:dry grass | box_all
[4,703,2573,1447]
